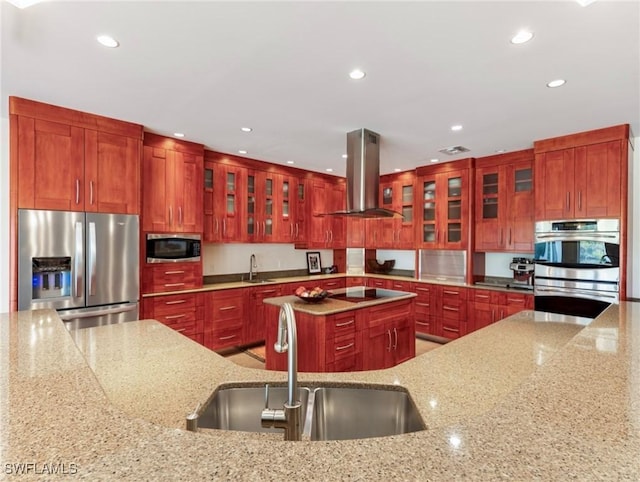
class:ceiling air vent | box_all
[438,145,470,156]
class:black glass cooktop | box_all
[329,287,403,303]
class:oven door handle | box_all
[535,286,618,302]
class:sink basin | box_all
[310,386,425,441]
[197,386,310,433]
[193,384,425,440]
[245,279,276,284]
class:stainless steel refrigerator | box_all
[18,209,139,329]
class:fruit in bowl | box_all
[294,286,329,302]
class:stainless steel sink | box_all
[310,386,425,441]
[197,386,310,433]
[245,279,276,284]
[192,384,425,440]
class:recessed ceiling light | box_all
[511,30,534,44]
[349,69,366,80]
[6,0,44,8]
[342,154,348,159]
[326,168,334,172]
[430,158,439,163]
[576,0,597,6]
[241,127,252,132]
[174,133,185,138]
[97,35,119,48]
[238,149,247,154]
[451,125,463,132]
[394,168,402,172]
[286,161,294,165]
[547,79,566,88]
[495,149,506,153]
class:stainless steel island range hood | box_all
[327,128,402,218]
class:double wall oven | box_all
[534,219,619,319]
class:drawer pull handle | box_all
[507,298,522,303]
[219,306,237,311]
[335,342,354,351]
[165,314,186,320]
[416,302,430,307]
[219,334,236,341]
[335,319,354,327]
[443,306,459,312]
[442,326,458,333]
[476,294,490,299]
[164,270,185,275]
[443,290,459,295]
[416,321,429,326]
[165,300,187,305]
[164,283,185,288]
[260,290,277,294]
[176,328,187,333]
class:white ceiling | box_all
[2,0,639,176]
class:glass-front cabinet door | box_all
[421,177,437,247]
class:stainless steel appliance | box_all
[146,233,201,263]
[533,219,619,318]
[419,249,466,283]
[18,209,139,329]
[509,257,534,289]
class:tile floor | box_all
[221,337,443,370]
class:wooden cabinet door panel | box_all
[18,117,85,210]
[392,316,415,365]
[176,151,203,232]
[85,130,140,214]
[142,146,169,231]
[535,149,574,220]
[576,141,622,218]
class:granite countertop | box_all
[2,304,639,479]
[142,272,533,297]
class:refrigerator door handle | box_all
[74,221,84,298]
[88,221,97,296]
[58,303,137,321]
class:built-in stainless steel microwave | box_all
[146,233,201,263]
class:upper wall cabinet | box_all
[534,125,630,221]
[10,97,143,214]
[142,133,203,233]
[203,155,244,242]
[377,171,415,249]
[475,149,534,252]
[416,159,473,250]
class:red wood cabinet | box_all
[377,171,415,249]
[141,262,203,294]
[293,177,309,245]
[413,282,435,337]
[245,169,280,243]
[144,292,204,345]
[534,125,629,221]
[468,289,533,332]
[362,299,415,370]
[475,150,534,252]
[416,160,472,250]
[204,289,246,350]
[246,284,281,345]
[204,160,243,242]
[142,134,203,233]
[11,97,142,214]
[279,173,297,243]
[308,177,346,248]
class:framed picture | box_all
[306,251,322,274]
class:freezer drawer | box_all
[58,302,139,330]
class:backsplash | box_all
[202,243,333,276]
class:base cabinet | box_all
[204,289,245,350]
[468,289,533,332]
[265,298,414,372]
[435,285,468,340]
[246,285,281,345]
[143,293,204,345]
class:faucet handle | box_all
[264,383,270,409]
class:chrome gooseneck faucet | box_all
[249,253,258,281]
[261,303,301,441]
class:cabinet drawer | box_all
[327,355,358,373]
[470,289,495,303]
[326,332,358,363]
[390,280,412,291]
[413,283,433,297]
[326,311,358,338]
[414,299,432,316]
[441,286,467,301]
[148,263,202,293]
[367,299,412,327]
[321,279,346,290]
[152,293,197,315]
[369,278,389,289]
[211,290,244,321]
[155,309,196,326]
[205,324,243,350]
[415,316,433,335]
[501,292,528,307]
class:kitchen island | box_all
[263,287,417,372]
[1,304,639,480]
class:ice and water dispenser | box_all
[31,257,72,301]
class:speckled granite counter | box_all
[1,304,639,479]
